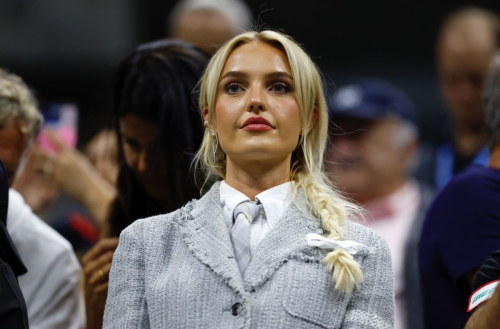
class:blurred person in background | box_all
[41,128,120,254]
[40,128,118,254]
[167,0,253,55]
[11,129,114,256]
[35,40,209,328]
[12,143,59,215]
[107,39,208,237]
[0,159,29,329]
[426,7,500,190]
[419,52,500,329]
[327,79,433,329]
[84,128,119,187]
[0,69,83,329]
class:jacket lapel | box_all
[178,182,247,296]
[243,189,324,290]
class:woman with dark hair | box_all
[32,39,209,328]
[108,39,208,236]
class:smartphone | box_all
[37,103,78,153]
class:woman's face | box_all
[209,41,302,166]
[119,114,168,200]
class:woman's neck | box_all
[224,156,291,200]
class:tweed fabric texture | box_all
[103,182,395,329]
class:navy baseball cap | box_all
[328,79,418,127]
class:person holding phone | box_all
[103,30,394,328]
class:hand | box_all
[12,144,59,214]
[31,131,117,230]
[82,237,119,295]
[32,131,100,201]
[82,237,119,329]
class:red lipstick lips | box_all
[241,116,274,131]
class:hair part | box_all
[194,30,363,293]
[0,69,42,139]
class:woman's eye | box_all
[270,83,291,94]
[124,137,141,150]
[225,83,243,94]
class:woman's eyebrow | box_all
[220,71,249,80]
[219,71,294,81]
[264,71,293,80]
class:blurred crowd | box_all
[1,1,500,329]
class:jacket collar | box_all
[180,182,246,297]
[243,187,323,290]
[179,181,323,295]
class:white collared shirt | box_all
[220,181,293,254]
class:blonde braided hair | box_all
[194,30,363,293]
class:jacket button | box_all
[231,303,242,316]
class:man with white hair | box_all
[327,79,433,329]
[0,69,83,329]
[167,0,253,54]
[419,52,500,329]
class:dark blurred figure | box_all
[0,69,83,328]
[327,79,433,329]
[0,159,28,329]
[419,52,500,329]
[426,7,500,190]
[465,249,500,328]
[80,39,209,329]
[168,0,252,55]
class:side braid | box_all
[297,171,363,293]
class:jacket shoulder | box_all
[120,200,197,239]
[344,220,390,252]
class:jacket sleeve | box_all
[103,221,150,329]
[341,233,395,329]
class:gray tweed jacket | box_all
[103,182,394,329]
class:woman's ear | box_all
[308,107,320,133]
[202,108,209,122]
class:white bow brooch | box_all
[306,233,365,255]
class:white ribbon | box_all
[306,233,364,255]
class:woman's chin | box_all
[226,148,293,164]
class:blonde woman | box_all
[103,31,394,329]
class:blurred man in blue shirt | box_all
[429,7,500,189]
[419,52,500,329]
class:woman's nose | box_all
[136,151,149,174]
[248,86,266,112]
